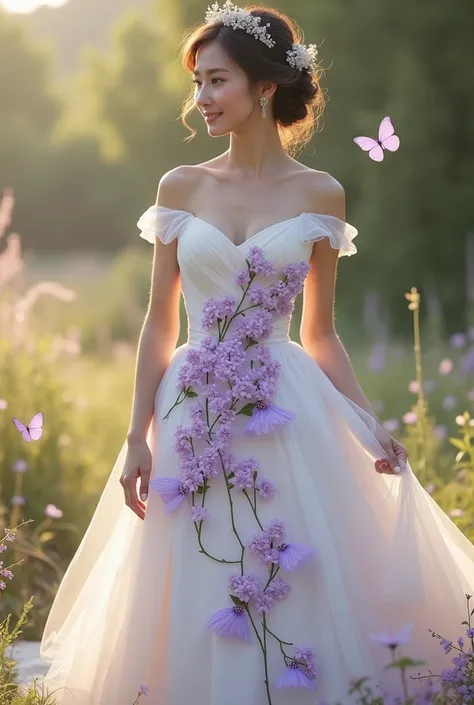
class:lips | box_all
[205,112,222,123]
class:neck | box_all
[224,120,292,179]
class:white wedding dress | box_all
[40,205,474,705]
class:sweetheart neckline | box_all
[193,214,300,249]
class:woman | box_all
[40,3,474,704]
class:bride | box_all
[40,3,474,704]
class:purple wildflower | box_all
[191,506,209,523]
[11,495,25,506]
[246,247,277,276]
[0,581,6,591]
[12,459,28,473]
[265,519,285,541]
[0,545,7,553]
[228,573,262,602]
[277,542,315,571]
[276,661,317,690]
[255,592,274,614]
[207,605,252,642]
[1,569,13,580]
[256,476,275,499]
[266,577,291,600]
[369,624,413,649]
[139,684,149,696]
[244,401,296,436]
[150,477,188,513]
[466,627,474,638]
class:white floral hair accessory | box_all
[286,42,319,73]
[205,0,275,49]
[204,1,319,73]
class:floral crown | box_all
[204,1,319,73]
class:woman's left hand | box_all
[373,422,409,475]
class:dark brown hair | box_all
[178,5,326,158]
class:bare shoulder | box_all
[303,170,346,221]
[155,165,201,210]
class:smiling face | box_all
[193,41,258,136]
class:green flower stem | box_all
[243,488,263,530]
[264,565,280,591]
[244,606,273,705]
[162,387,190,420]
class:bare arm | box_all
[126,173,184,444]
[299,178,380,422]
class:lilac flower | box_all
[235,309,274,340]
[207,605,252,642]
[44,504,63,519]
[256,476,275,500]
[139,684,149,696]
[235,269,250,287]
[244,401,296,436]
[255,592,274,614]
[201,296,237,329]
[150,477,188,513]
[277,542,315,571]
[247,531,272,559]
[265,519,285,541]
[369,623,413,649]
[11,495,25,506]
[0,581,6,591]
[466,627,474,638]
[191,506,209,523]
[247,247,277,276]
[266,577,291,600]
[403,411,418,424]
[12,459,28,473]
[0,545,7,553]
[276,662,317,690]
[228,573,262,602]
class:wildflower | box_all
[244,401,296,436]
[228,573,261,602]
[139,684,148,696]
[207,605,252,642]
[266,577,291,600]
[403,411,418,424]
[45,504,63,519]
[12,459,28,473]
[256,476,275,499]
[11,495,25,506]
[439,358,453,374]
[150,477,188,513]
[0,399,8,410]
[369,624,413,649]
[191,506,209,523]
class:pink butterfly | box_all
[353,116,400,161]
[12,412,44,442]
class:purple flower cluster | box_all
[150,246,316,702]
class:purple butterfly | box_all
[353,116,400,162]
[12,412,44,442]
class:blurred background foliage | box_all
[0,0,474,639]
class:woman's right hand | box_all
[120,440,152,520]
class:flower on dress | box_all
[191,506,209,523]
[150,477,188,513]
[207,605,252,643]
[277,542,315,571]
[369,623,413,649]
[276,661,317,689]
[256,475,275,499]
[244,401,296,436]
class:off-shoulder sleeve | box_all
[137,205,194,245]
[299,213,358,257]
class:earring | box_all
[260,96,268,119]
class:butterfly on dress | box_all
[353,116,400,162]
[12,412,44,442]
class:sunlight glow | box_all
[1,0,68,12]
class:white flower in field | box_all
[450,508,465,518]
[439,358,453,375]
[408,380,419,393]
[456,415,467,426]
[0,399,7,410]
[455,451,465,463]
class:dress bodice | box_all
[137,205,358,346]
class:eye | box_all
[192,78,224,86]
